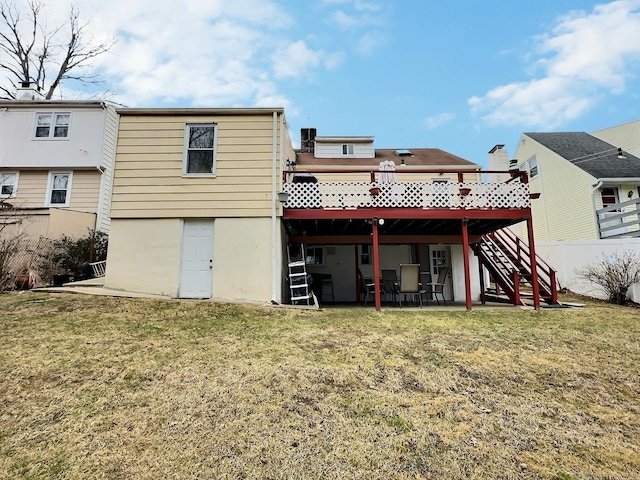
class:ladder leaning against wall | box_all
[286,244,318,306]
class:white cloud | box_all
[8,0,341,107]
[424,112,456,129]
[469,0,640,128]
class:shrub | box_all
[577,250,640,305]
[52,229,108,278]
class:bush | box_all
[52,229,108,278]
[577,250,640,305]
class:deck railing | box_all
[282,169,531,210]
[596,197,640,239]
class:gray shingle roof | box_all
[525,132,640,178]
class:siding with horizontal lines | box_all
[110,113,289,218]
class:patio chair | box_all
[398,264,424,307]
[427,267,450,305]
[358,268,377,305]
[381,269,399,304]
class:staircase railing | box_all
[476,235,522,305]
[479,228,558,305]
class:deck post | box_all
[526,215,541,310]
[372,219,381,311]
[461,217,472,310]
[355,244,361,304]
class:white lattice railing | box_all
[282,181,530,209]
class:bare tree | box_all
[577,250,640,305]
[0,1,114,99]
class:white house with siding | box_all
[0,87,118,240]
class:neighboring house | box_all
[511,132,640,242]
[506,131,640,300]
[0,84,118,241]
[104,111,552,309]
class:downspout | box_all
[95,165,106,232]
[271,111,278,302]
[592,180,603,239]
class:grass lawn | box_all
[0,292,638,479]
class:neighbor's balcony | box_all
[281,169,532,210]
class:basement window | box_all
[305,246,324,266]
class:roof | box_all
[116,107,284,115]
[296,148,479,168]
[315,136,374,143]
[525,132,640,179]
[0,100,111,109]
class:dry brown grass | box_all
[0,292,638,479]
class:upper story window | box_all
[0,172,18,198]
[184,124,217,176]
[522,155,538,179]
[35,113,70,138]
[46,172,72,207]
[342,144,355,156]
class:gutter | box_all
[271,111,278,303]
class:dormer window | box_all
[35,112,70,138]
[342,144,354,156]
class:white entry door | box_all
[180,220,214,298]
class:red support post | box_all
[355,244,361,304]
[372,219,381,311]
[477,246,486,305]
[461,217,472,310]
[526,216,541,310]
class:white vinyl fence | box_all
[536,238,640,302]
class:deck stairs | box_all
[476,229,559,306]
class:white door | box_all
[180,220,214,298]
[431,247,453,301]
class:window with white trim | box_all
[305,246,324,266]
[184,123,217,175]
[522,155,538,179]
[46,172,72,206]
[0,172,18,198]
[342,144,355,156]
[35,112,70,138]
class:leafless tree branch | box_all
[0,1,114,99]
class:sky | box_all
[8,0,640,167]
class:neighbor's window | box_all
[600,187,619,209]
[35,113,70,138]
[342,144,354,156]
[524,155,538,178]
[184,123,217,175]
[305,246,324,266]
[47,172,72,206]
[0,172,18,197]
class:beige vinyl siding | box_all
[111,113,287,218]
[96,105,119,232]
[6,169,100,212]
[593,120,640,158]
[515,135,598,241]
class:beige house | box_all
[105,113,555,309]
[0,87,118,240]
[510,132,640,241]
[503,131,640,301]
[104,108,294,301]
